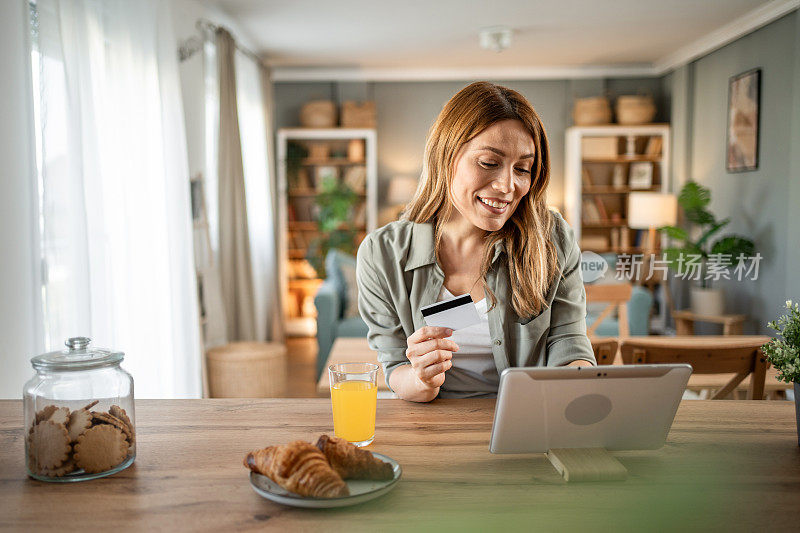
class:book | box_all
[610,228,621,249]
[645,136,663,156]
[612,164,626,188]
[593,197,609,221]
[582,167,594,187]
[582,199,601,223]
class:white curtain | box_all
[235,50,284,342]
[35,0,202,398]
[201,33,284,343]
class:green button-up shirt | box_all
[355,212,596,398]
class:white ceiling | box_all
[210,0,797,78]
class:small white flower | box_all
[786,299,792,308]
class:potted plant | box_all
[659,181,756,315]
[761,300,800,445]
[306,176,360,278]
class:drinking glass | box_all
[328,362,379,447]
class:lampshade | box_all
[627,192,677,229]
[387,176,419,205]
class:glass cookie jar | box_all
[23,337,136,482]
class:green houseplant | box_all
[761,300,800,445]
[658,181,756,315]
[306,176,360,278]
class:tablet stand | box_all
[546,448,628,482]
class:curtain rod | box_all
[178,18,267,68]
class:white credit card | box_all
[421,294,481,330]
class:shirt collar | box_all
[404,221,505,272]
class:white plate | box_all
[249,452,402,508]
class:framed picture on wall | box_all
[726,68,761,172]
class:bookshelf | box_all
[564,124,671,254]
[277,128,378,336]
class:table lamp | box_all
[379,176,420,225]
[387,175,419,206]
[627,192,677,256]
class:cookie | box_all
[74,425,129,474]
[91,411,133,444]
[28,420,71,470]
[82,400,100,411]
[67,408,93,442]
[47,407,70,426]
[37,458,76,478]
[109,405,135,444]
[35,405,58,424]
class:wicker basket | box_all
[300,100,337,128]
[206,342,287,398]
[572,96,612,125]
[615,95,656,125]
[341,101,376,128]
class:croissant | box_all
[315,434,394,481]
[244,440,349,498]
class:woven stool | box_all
[206,342,287,398]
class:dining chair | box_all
[591,337,619,365]
[585,283,633,338]
[619,336,771,400]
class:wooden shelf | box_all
[582,155,662,163]
[582,186,661,194]
[581,247,646,254]
[301,158,365,166]
[278,127,378,326]
[288,278,323,289]
[288,188,367,197]
[582,220,628,228]
[288,221,319,230]
[288,221,367,231]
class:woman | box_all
[356,81,595,402]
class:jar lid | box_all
[31,337,124,371]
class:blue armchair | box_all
[584,253,653,336]
[314,250,368,378]
[586,284,653,336]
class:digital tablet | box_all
[489,364,692,453]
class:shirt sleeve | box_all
[546,217,597,367]
[355,234,411,391]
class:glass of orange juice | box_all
[329,362,379,447]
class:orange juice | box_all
[330,380,377,443]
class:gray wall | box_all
[0,0,42,398]
[273,77,665,211]
[664,11,800,333]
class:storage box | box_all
[341,101,376,128]
[581,137,618,159]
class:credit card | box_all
[421,294,481,330]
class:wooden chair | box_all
[585,283,632,338]
[591,337,619,365]
[619,336,771,400]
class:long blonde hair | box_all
[402,81,557,319]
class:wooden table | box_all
[673,310,747,335]
[1,399,799,531]
[316,337,389,395]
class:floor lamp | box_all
[627,192,678,329]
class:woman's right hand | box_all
[405,326,459,390]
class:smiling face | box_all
[448,119,535,232]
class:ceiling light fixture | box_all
[479,26,513,53]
